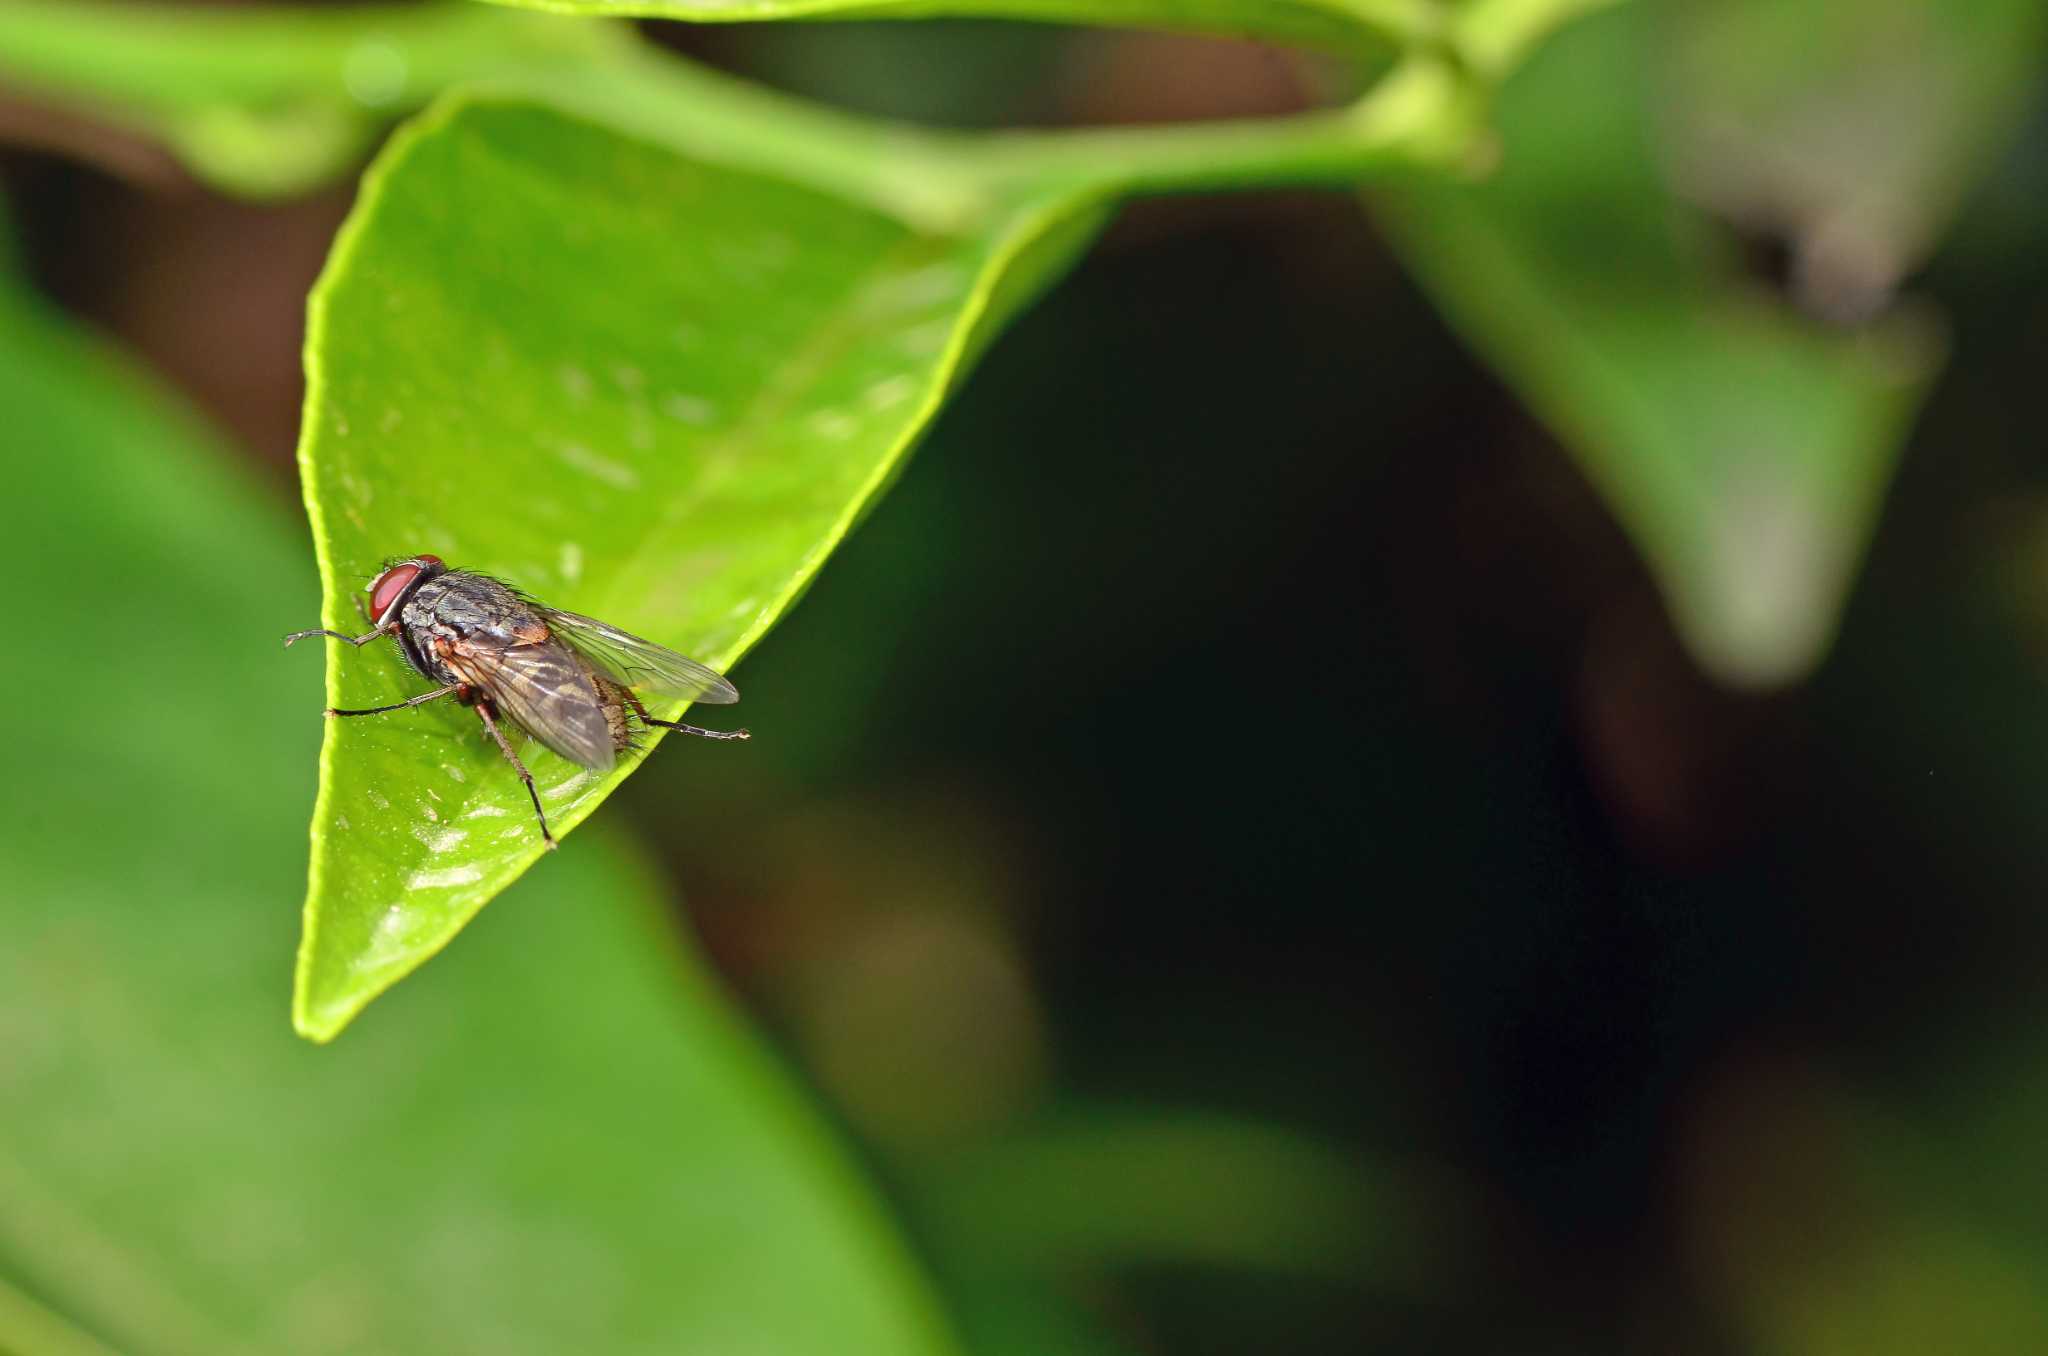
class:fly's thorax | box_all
[393,570,562,689]
[399,572,458,624]
[418,572,544,641]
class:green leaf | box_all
[469,0,1438,55]
[0,251,955,1356]
[1373,4,1944,687]
[4,2,1547,1037]
[1660,0,2048,318]
[293,94,1109,1040]
[1452,0,1624,79]
[0,0,623,197]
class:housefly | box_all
[285,554,747,850]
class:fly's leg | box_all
[622,691,750,742]
[643,719,752,742]
[325,684,459,719]
[476,702,556,851]
[284,625,386,648]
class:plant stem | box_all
[0,0,1536,219]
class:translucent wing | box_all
[444,638,617,772]
[541,608,739,705]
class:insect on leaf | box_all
[294,94,1106,1040]
[0,242,956,1356]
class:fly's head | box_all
[365,554,445,630]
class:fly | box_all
[285,554,747,850]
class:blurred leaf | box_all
[1679,1062,2048,1356]
[1662,0,2048,320]
[0,0,621,197]
[911,1109,1464,1289]
[1453,0,1624,79]
[0,1275,120,1356]
[471,0,1433,54]
[293,95,1107,1040]
[898,1108,1467,1356]
[0,256,955,1356]
[1374,4,1944,687]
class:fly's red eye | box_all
[417,554,442,567]
[368,563,423,622]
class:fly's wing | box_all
[542,608,739,705]
[445,638,618,772]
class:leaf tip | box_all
[290,992,348,1045]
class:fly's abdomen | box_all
[594,676,636,752]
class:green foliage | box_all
[1662,0,2048,293]
[282,3,1489,1037]
[0,258,955,1356]
[0,1,619,196]
[293,93,1107,1039]
[470,0,1433,54]
[0,0,1490,209]
[1375,3,1944,685]
[6,0,2048,1351]
[1,0,2021,1019]
[2,0,1495,1037]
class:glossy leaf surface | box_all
[293,95,1105,1038]
[0,260,954,1356]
